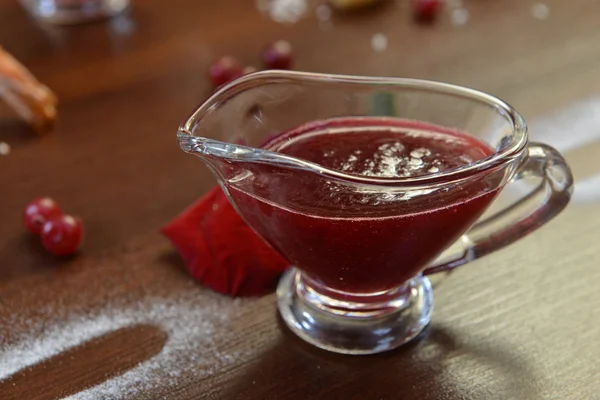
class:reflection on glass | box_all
[512,96,600,204]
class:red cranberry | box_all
[413,0,442,23]
[208,56,244,87]
[23,197,63,235]
[41,215,83,256]
[261,41,294,70]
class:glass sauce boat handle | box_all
[423,142,574,276]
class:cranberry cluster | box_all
[208,40,294,87]
[24,197,83,256]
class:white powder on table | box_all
[1,292,261,399]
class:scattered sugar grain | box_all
[371,33,388,53]
[316,4,333,30]
[1,293,260,399]
[451,8,470,26]
[257,0,308,24]
[315,4,332,21]
[0,142,10,156]
[531,2,549,20]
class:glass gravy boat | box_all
[177,71,573,355]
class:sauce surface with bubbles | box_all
[229,117,498,293]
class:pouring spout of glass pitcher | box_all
[177,131,243,160]
[177,129,316,180]
[178,129,267,160]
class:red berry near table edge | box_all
[40,215,83,256]
[23,197,63,235]
[261,40,294,70]
[208,56,244,87]
[413,0,442,23]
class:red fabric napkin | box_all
[161,186,289,296]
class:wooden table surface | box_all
[1,0,600,399]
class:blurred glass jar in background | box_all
[20,0,129,24]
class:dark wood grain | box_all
[1,0,600,399]
[0,324,168,400]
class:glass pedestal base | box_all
[277,268,433,355]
